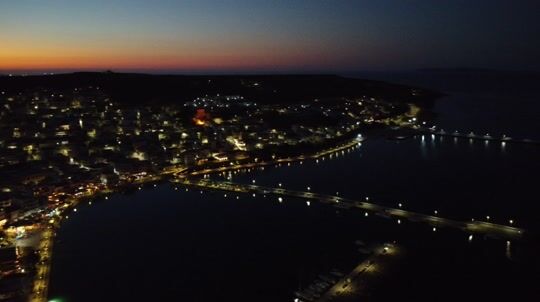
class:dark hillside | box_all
[0,72,440,106]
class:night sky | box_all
[1,0,539,73]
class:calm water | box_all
[49,187,382,302]
[48,72,540,301]
[229,136,540,229]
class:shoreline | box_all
[27,132,367,302]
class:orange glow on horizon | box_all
[0,42,348,72]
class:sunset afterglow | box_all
[1,0,539,73]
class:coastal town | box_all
[0,79,421,301]
[2,1,539,301]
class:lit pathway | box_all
[316,243,402,302]
[417,127,540,145]
[29,228,54,302]
[173,179,524,240]
[185,136,364,177]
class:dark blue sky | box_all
[1,0,539,72]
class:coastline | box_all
[28,132,367,302]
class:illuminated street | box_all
[316,243,403,302]
[29,228,54,302]
[175,179,524,240]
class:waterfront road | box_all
[29,228,54,302]
[417,127,540,146]
[316,243,402,302]
[173,179,524,240]
[184,136,363,178]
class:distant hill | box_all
[0,72,440,106]
[418,68,540,75]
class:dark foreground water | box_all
[48,72,540,301]
[48,186,376,301]
[47,179,539,302]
